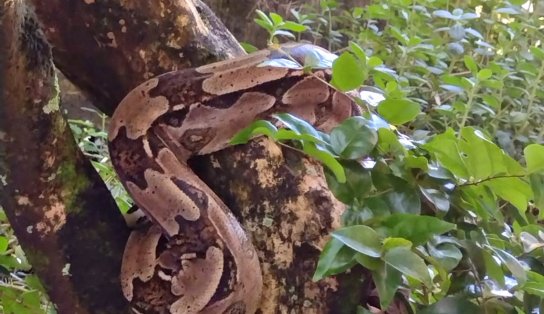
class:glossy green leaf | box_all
[372,263,402,309]
[483,249,505,286]
[419,296,481,313]
[331,52,365,91]
[383,246,432,287]
[332,225,382,258]
[383,181,422,215]
[325,161,372,204]
[377,98,421,125]
[420,187,450,213]
[428,242,462,272]
[380,214,456,245]
[314,238,355,281]
[492,248,527,283]
[330,117,378,159]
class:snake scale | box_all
[108,43,359,314]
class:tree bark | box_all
[21,0,363,312]
[0,1,129,313]
[203,0,372,47]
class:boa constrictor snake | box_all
[108,43,359,314]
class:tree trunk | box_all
[203,0,372,47]
[4,0,365,312]
[0,2,129,313]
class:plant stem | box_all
[458,82,479,136]
[519,60,544,134]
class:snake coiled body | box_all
[108,43,357,314]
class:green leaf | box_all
[380,214,456,246]
[464,55,479,74]
[492,248,527,283]
[522,271,544,297]
[428,242,462,272]
[420,187,450,213]
[477,68,493,80]
[240,42,258,53]
[524,144,544,174]
[281,21,307,32]
[382,237,412,251]
[368,56,383,68]
[230,120,278,145]
[303,142,346,183]
[332,225,382,258]
[325,161,372,204]
[313,238,355,281]
[377,98,420,125]
[530,47,544,61]
[419,296,481,313]
[382,179,422,215]
[383,246,432,287]
[349,41,367,62]
[274,113,323,139]
[372,263,402,309]
[269,12,284,25]
[330,117,378,159]
[484,177,532,214]
[0,236,8,253]
[483,249,505,287]
[332,52,365,91]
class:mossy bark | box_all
[0,1,129,313]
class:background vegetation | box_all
[1,0,543,313]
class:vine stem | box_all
[458,174,526,187]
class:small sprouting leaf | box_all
[383,246,432,287]
[281,21,307,32]
[332,225,382,258]
[349,41,367,62]
[377,98,421,125]
[495,7,520,15]
[524,144,544,174]
[269,12,284,25]
[240,42,258,53]
[272,30,296,39]
[332,52,365,91]
[380,214,456,246]
[367,56,383,68]
[477,68,493,81]
[433,10,455,19]
[449,24,466,41]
